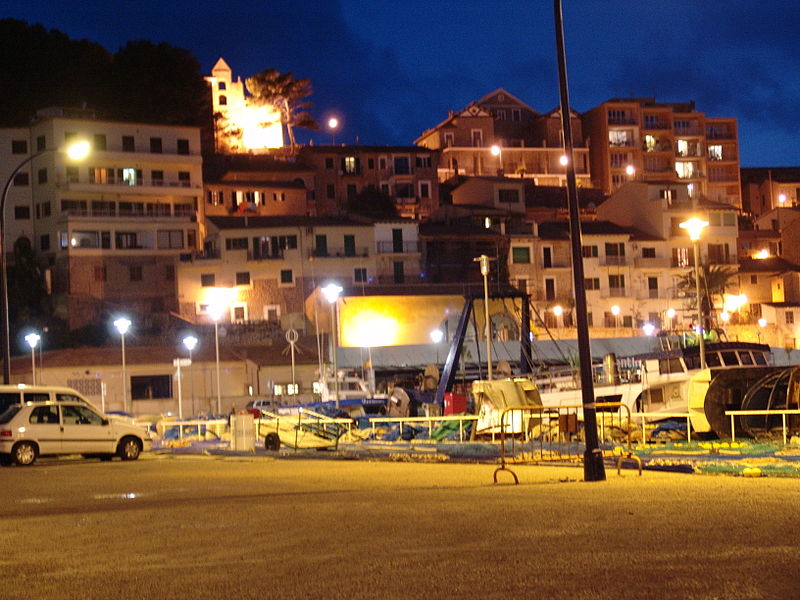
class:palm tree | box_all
[677,263,737,330]
[246,69,318,152]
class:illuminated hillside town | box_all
[2,48,800,429]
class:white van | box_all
[0,384,98,415]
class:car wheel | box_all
[117,437,142,461]
[13,441,38,466]
[264,432,281,451]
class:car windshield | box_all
[0,405,22,424]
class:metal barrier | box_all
[157,418,229,441]
[367,414,478,443]
[257,409,354,451]
[725,409,800,445]
[632,412,693,444]
[492,402,637,484]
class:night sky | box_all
[4,1,799,167]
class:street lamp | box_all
[1,139,91,383]
[666,307,676,331]
[611,304,621,332]
[625,164,636,178]
[207,303,225,415]
[24,332,40,385]
[758,317,767,343]
[183,335,198,417]
[680,217,709,369]
[490,144,502,175]
[328,117,339,145]
[475,254,493,380]
[430,328,443,363]
[321,283,343,408]
[113,317,131,413]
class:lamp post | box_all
[430,328,443,363]
[113,317,131,413]
[183,335,198,417]
[1,140,90,383]
[24,332,40,385]
[490,144,502,176]
[758,317,767,343]
[328,117,339,145]
[611,304,621,333]
[208,304,225,415]
[475,254,493,380]
[321,283,343,408]
[552,305,563,335]
[680,217,709,369]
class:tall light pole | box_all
[113,317,131,413]
[1,140,91,383]
[430,328,443,363]
[490,144,502,176]
[321,282,343,408]
[183,335,198,416]
[328,117,339,145]
[611,304,621,333]
[680,217,709,369]
[24,332,40,385]
[475,254,493,380]
[208,304,224,415]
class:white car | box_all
[0,401,153,466]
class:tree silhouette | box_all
[246,69,318,152]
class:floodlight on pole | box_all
[208,302,226,415]
[474,254,493,380]
[322,283,343,408]
[1,139,91,383]
[113,317,132,412]
[680,217,709,369]
[490,144,502,175]
[328,117,339,145]
[24,332,40,385]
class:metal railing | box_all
[368,414,478,443]
[725,409,800,445]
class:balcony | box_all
[376,241,421,254]
[706,130,735,140]
[600,256,627,267]
[608,116,637,125]
[634,256,671,268]
[309,247,369,258]
[248,249,284,261]
[642,119,670,130]
[541,260,571,269]
[179,250,220,261]
[600,287,627,298]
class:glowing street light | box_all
[113,317,132,412]
[1,139,91,383]
[490,144,502,175]
[642,323,656,336]
[328,117,339,145]
[183,335,198,416]
[430,328,444,363]
[611,304,621,331]
[559,154,569,166]
[625,164,636,177]
[680,217,709,368]
[24,332,40,385]
[475,255,494,380]
[322,283,343,407]
[207,301,227,415]
[758,317,767,343]
[778,193,787,205]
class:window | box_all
[393,156,410,174]
[201,273,215,287]
[151,170,164,185]
[443,133,454,147]
[11,140,27,154]
[708,144,722,161]
[419,182,430,198]
[236,272,250,285]
[129,265,143,281]
[178,171,191,186]
[325,157,334,169]
[581,245,598,258]
[131,375,171,400]
[326,184,335,199]
[177,139,190,155]
[343,156,359,174]
[62,200,87,215]
[62,404,104,426]
[395,183,414,198]
[115,232,138,249]
[347,184,357,200]
[13,172,29,186]
[280,269,293,284]
[39,201,52,218]
[675,161,695,179]
[36,135,46,151]
[354,268,367,282]
[94,266,107,282]
[786,312,794,325]
[218,95,227,105]
[91,200,115,216]
[415,155,432,168]
[92,134,106,151]
[642,247,656,258]
[218,82,226,90]
[157,230,183,249]
[608,274,625,291]
[122,135,135,152]
[344,235,356,257]
[498,189,520,203]
[673,247,691,268]
[225,237,248,251]
[609,131,629,146]
[722,212,736,226]
[367,158,375,169]
[40,235,50,251]
[511,247,531,263]
[583,278,600,290]
[37,168,47,184]
[751,275,758,285]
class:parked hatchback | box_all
[0,401,152,466]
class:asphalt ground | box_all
[4,452,800,599]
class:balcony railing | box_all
[634,257,671,268]
[608,116,637,125]
[376,241,421,254]
[706,130,735,140]
[600,287,627,298]
[642,120,670,130]
[601,256,627,266]
[309,247,369,258]
[248,249,284,261]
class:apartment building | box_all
[741,167,800,217]
[583,98,741,208]
[176,215,422,327]
[416,89,590,187]
[296,146,438,221]
[2,109,202,329]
